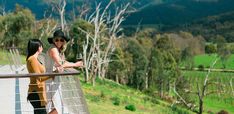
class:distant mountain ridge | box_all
[174,11,234,42]
[123,0,234,26]
[2,0,155,19]
[2,0,234,28]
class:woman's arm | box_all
[62,61,83,68]
[49,48,83,68]
[49,48,63,67]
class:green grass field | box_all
[194,54,234,69]
[183,71,234,113]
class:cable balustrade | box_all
[0,68,89,114]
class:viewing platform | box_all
[0,65,89,114]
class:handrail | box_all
[6,46,20,49]
[0,69,80,79]
[0,67,89,114]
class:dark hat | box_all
[48,29,70,44]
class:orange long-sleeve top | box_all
[27,56,51,106]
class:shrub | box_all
[111,96,120,106]
[207,110,215,114]
[90,95,100,102]
[198,64,205,71]
[151,98,160,104]
[125,104,136,111]
[205,44,217,54]
[171,105,190,114]
[100,90,106,99]
[217,110,229,114]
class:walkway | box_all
[0,65,33,114]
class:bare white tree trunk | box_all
[174,57,219,114]
[54,0,66,31]
[38,12,57,40]
[78,1,91,19]
[0,0,6,16]
[197,58,218,114]
[83,34,90,82]
[145,73,148,89]
[49,0,67,31]
[230,78,234,97]
[79,1,129,85]
[173,82,194,109]
[99,3,130,79]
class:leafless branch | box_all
[196,57,218,114]
[80,1,129,84]
[230,78,234,97]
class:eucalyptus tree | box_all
[152,36,179,97]
[181,47,194,70]
[215,35,231,69]
[125,38,148,90]
[0,4,35,49]
[69,1,130,85]
[107,45,127,84]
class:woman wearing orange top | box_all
[26,39,52,114]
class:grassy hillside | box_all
[80,77,193,114]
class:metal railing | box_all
[0,68,90,114]
[6,47,25,73]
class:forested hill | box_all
[123,0,234,26]
[167,11,234,42]
[1,0,157,19]
[4,0,233,23]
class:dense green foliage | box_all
[0,4,35,48]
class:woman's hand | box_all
[56,65,64,72]
[75,61,83,68]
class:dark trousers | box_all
[27,91,47,114]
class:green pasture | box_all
[194,54,234,69]
[182,71,234,113]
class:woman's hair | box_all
[26,39,43,60]
[60,43,67,53]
